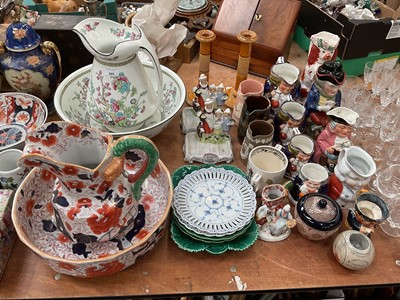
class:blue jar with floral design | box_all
[0,9,61,105]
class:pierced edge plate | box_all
[172,167,256,237]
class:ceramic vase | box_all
[0,15,61,104]
[333,230,375,270]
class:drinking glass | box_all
[371,71,384,98]
[375,164,400,199]
[363,61,374,89]
[380,85,396,107]
[379,196,400,238]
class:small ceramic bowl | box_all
[0,92,48,151]
[54,62,186,138]
[295,193,343,241]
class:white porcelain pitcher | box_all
[73,18,163,133]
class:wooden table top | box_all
[1,43,400,299]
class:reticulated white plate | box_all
[172,167,257,237]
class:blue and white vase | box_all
[0,11,61,104]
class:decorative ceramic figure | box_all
[333,230,375,270]
[285,134,314,179]
[304,61,345,139]
[193,73,210,99]
[0,7,61,104]
[73,18,163,133]
[289,163,329,205]
[222,108,234,137]
[274,101,305,145]
[18,121,160,244]
[267,62,300,115]
[299,31,340,103]
[216,83,228,107]
[327,146,376,209]
[256,184,296,242]
[346,192,389,236]
[314,107,359,173]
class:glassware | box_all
[374,164,400,199]
[371,71,384,98]
[379,196,400,237]
[363,61,374,89]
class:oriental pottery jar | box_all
[0,8,61,104]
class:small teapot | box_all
[0,7,61,103]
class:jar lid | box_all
[296,193,342,231]
[5,21,41,51]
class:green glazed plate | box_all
[170,218,258,255]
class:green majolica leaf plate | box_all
[170,218,258,255]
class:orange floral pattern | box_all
[87,204,123,235]
[84,260,125,277]
[26,199,35,217]
[62,165,79,176]
[65,124,81,137]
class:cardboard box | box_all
[295,0,400,75]
[0,190,16,281]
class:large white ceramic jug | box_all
[73,18,163,132]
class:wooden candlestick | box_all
[195,29,216,79]
[235,30,258,90]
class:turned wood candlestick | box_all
[235,30,258,90]
[195,29,216,79]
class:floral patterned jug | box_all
[18,121,159,244]
[73,18,163,133]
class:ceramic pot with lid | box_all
[0,8,61,103]
[295,193,342,241]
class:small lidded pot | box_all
[295,193,342,241]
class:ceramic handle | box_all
[250,173,262,193]
[112,136,159,200]
[41,41,62,84]
[133,25,163,108]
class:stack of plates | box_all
[170,165,258,254]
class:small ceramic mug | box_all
[247,145,288,196]
[0,149,29,190]
[261,183,288,210]
[240,119,274,165]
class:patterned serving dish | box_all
[0,92,48,151]
[12,160,172,277]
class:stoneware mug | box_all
[247,145,288,197]
[240,119,274,165]
[0,149,29,190]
